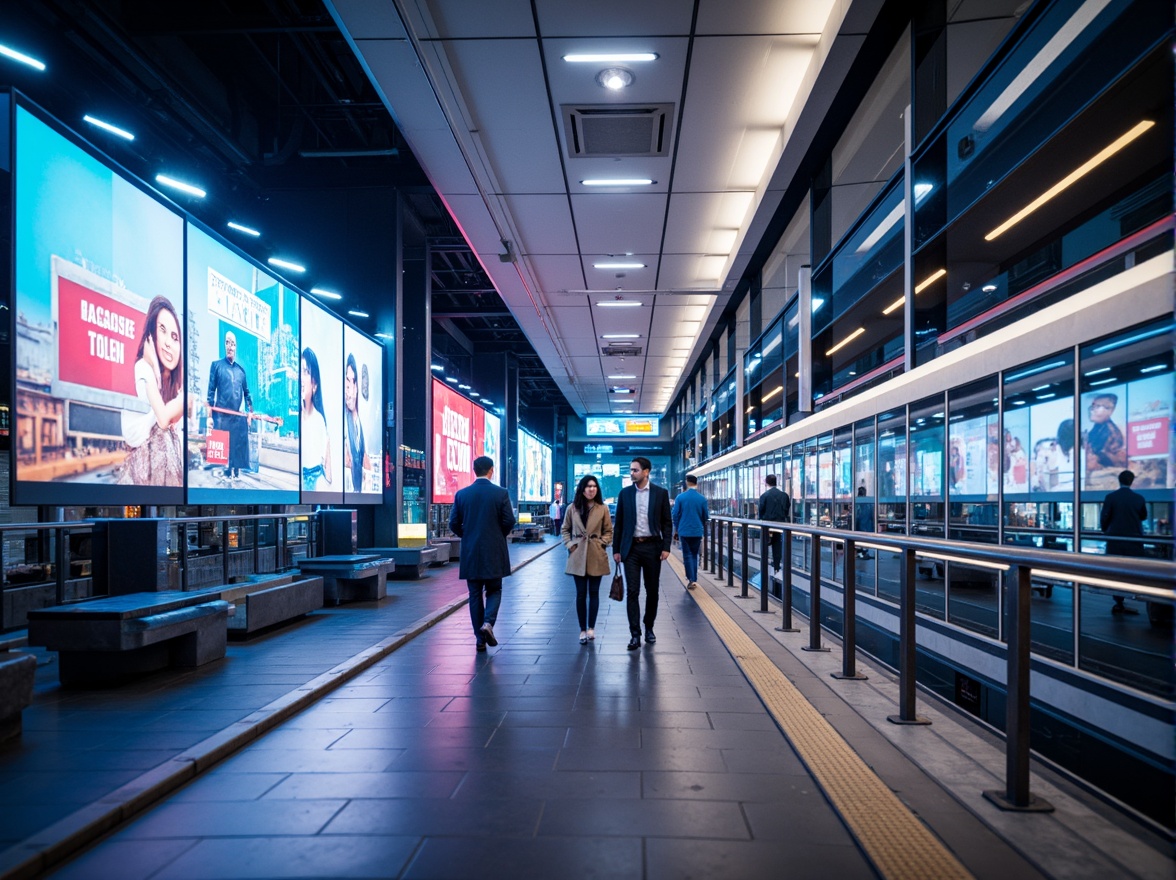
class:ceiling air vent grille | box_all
[563,104,674,158]
[602,344,643,357]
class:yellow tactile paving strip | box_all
[671,558,973,880]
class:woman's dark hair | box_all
[345,353,359,413]
[138,296,182,403]
[302,347,325,417]
[572,473,601,524]
[1057,419,1074,455]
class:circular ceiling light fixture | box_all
[596,67,634,90]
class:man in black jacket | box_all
[613,457,673,650]
[1101,469,1147,615]
[758,474,791,572]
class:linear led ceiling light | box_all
[594,262,645,269]
[83,115,134,141]
[608,374,636,379]
[596,301,642,307]
[155,174,206,198]
[310,287,341,300]
[882,268,946,315]
[602,334,640,339]
[826,327,865,356]
[563,53,658,63]
[855,183,933,254]
[761,385,784,402]
[227,221,261,237]
[374,332,394,340]
[985,120,1154,241]
[268,257,305,272]
[0,43,46,71]
[430,364,445,372]
[582,178,654,186]
[445,376,458,384]
[348,310,369,318]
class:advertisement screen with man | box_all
[1081,375,1172,492]
[343,326,384,502]
[299,299,344,505]
[13,105,185,505]
[187,225,300,503]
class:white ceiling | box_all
[325,0,887,416]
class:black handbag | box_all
[609,563,624,601]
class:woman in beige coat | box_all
[562,474,614,644]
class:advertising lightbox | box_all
[431,379,501,503]
[299,299,343,504]
[1081,373,1172,491]
[586,415,659,436]
[13,105,185,505]
[518,428,552,502]
[343,326,384,502]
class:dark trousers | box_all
[574,574,602,630]
[768,529,782,570]
[680,536,702,583]
[467,578,502,640]
[624,540,662,635]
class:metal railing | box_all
[702,514,1175,812]
[169,512,317,591]
[0,520,94,630]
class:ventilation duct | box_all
[602,344,643,357]
[563,104,674,158]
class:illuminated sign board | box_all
[586,415,659,436]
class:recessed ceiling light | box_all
[431,364,445,372]
[445,377,458,384]
[83,115,134,141]
[608,374,636,379]
[563,53,658,63]
[594,262,645,269]
[228,221,261,237]
[602,334,640,339]
[596,301,641,308]
[348,310,369,318]
[982,283,998,293]
[596,67,634,90]
[155,174,206,198]
[0,43,46,71]
[458,384,471,390]
[470,392,480,397]
[582,178,655,186]
[268,257,305,272]
[310,287,341,300]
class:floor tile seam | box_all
[686,576,974,880]
[0,545,561,880]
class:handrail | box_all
[705,513,1175,813]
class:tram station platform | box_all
[0,538,1170,880]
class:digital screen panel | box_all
[586,415,659,436]
[187,225,300,504]
[13,106,185,505]
[1081,373,1172,492]
[299,299,343,504]
[480,410,502,478]
[1002,397,1074,497]
[948,415,999,497]
[342,327,384,502]
[432,379,473,503]
[517,428,552,502]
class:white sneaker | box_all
[587,628,595,640]
[687,581,697,590]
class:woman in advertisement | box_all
[343,353,367,492]
[118,296,184,486]
[301,347,333,491]
[561,474,613,645]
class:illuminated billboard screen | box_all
[13,105,185,505]
[586,415,659,436]
[343,326,384,502]
[432,379,474,503]
[186,225,300,504]
[299,299,344,504]
[481,410,501,477]
[1081,374,1172,492]
[518,428,552,502]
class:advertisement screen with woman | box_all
[299,299,344,504]
[343,326,384,502]
[13,105,185,505]
[187,226,300,503]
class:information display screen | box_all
[1081,374,1172,492]
[517,428,552,502]
[342,327,383,502]
[299,299,343,504]
[1002,396,1074,497]
[586,415,659,436]
[480,410,502,478]
[187,225,300,504]
[13,106,185,505]
[948,415,1000,497]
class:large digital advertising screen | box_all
[948,415,1000,498]
[299,299,343,504]
[187,225,300,504]
[518,428,552,502]
[432,379,500,502]
[1081,373,1172,492]
[343,326,384,502]
[586,415,659,436]
[13,106,185,505]
[480,410,502,478]
[1002,396,1074,497]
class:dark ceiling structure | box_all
[1,0,572,415]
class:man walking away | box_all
[672,474,709,590]
[1101,469,1147,615]
[449,456,516,650]
[613,457,673,650]
[758,474,791,572]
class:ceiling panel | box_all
[329,0,409,38]
[442,194,515,257]
[656,253,728,290]
[551,306,598,339]
[527,254,586,293]
[501,195,578,254]
[570,194,667,254]
[695,0,835,35]
[535,0,695,36]
[421,0,535,38]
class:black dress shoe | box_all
[644,629,656,644]
[627,635,641,650]
[476,642,486,653]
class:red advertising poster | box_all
[206,429,230,465]
[56,277,141,395]
[432,379,474,503]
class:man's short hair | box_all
[473,456,494,476]
[632,456,651,472]
[1119,470,1135,486]
[765,474,777,487]
[685,474,698,486]
[1093,393,1118,406]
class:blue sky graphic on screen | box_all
[187,225,300,503]
[14,106,185,504]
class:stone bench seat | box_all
[193,573,324,635]
[27,592,231,686]
[295,555,395,604]
[0,650,36,742]
[427,542,452,566]
[361,547,438,580]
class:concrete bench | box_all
[27,592,230,686]
[427,542,452,566]
[443,537,461,561]
[0,649,36,742]
[510,526,543,543]
[362,547,438,580]
[296,555,395,604]
[198,573,324,635]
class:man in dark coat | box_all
[613,457,673,650]
[1101,469,1148,615]
[206,330,253,481]
[449,455,516,651]
[758,474,791,571]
